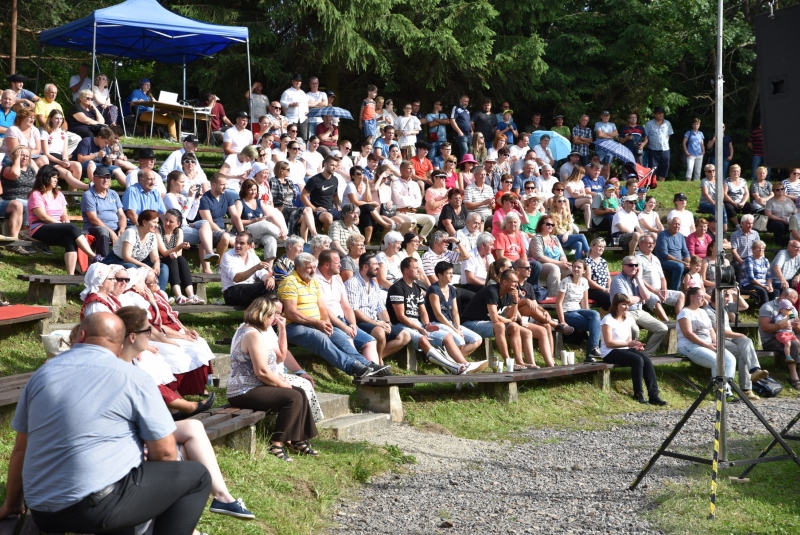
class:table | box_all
[131,100,212,142]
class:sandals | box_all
[287,440,319,456]
[789,379,800,390]
[269,444,293,462]
[525,363,540,370]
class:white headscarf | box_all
[125,266,151,291]
[80,263,123,301]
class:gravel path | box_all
[328,398,800,534]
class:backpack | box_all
[752,377,783,398]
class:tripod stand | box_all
[630,375,800,518]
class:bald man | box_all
[0,312,211,534]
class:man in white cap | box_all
[158,134,200,180]
[612,194,644,255]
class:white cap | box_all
[485,148,498,162]
[248,162,269,178]
[624,194,638,202]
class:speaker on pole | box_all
[756,4,800,168]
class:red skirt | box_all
[156,363,213,404]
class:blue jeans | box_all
[454,134,472,159]
[697,201,727,223]
[560,234,590,260]
[660,259,685,291]
[564,309,601,352]
[678,343,736,378]
[751,155,770,180]
[527,260,542,289]
[285,323,370,375]
[337,316,375,351]
[462,320,498,339]
[101,251,169,291]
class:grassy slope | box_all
[0,159,795,533]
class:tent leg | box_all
[35,43,43,94]
[91,22,97,91]
[182,56,186,101]
[246,38,253,120]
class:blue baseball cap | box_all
[140,78,151,85]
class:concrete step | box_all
[317,392,351,420]
[43,322,77,334]
[317,412,391,441]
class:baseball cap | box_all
[138,148,156,159]
[674,193,688,201]
[94,165,111,176]
[605,183,616,191]
[183,134,199,144]
[637,188,648,194]
[601,110,610,116]
[236,111,249,119]
[624,194,638,202]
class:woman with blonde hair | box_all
[550,194,590,260]
[228,296,319,461]
[563,165,593,226]
[472,132,487,164]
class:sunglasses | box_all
[503,180,513,184]
[289,147,300,151]
[353,172,363,176]
[182,160,196,164]
[553,189,564,192]
[517,266,532,270]
[114,277,130,283]
[134,326,153,337]
[775,188,785,191]
[544,222,554,227]
[525,187,535,190]
[624,263,639,267]
[556,200,567,203]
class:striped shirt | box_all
[277,271,322,322]
[742,255,772,286]
[344,273,386,321]
[572,125,592,156]
[421,249,460,277]
[329,220,361,247]
[772,249,800,282]
[730,229,760,261]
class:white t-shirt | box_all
[461,250,494,285]
[394,115,421,147]
[126,170,166,195]
[533,144,553,164]
[221,154,252,192]
[304,150,323,177]
[676,307,712,348]
[535,175,559,201]
[667,209,694,237]
[509,144,528,161]
[599,314,636,358]
[558,276,588,312]
[612,209,640,235]
[223,127,253,154]
[637,210,660,231]
[341,181,366,207]
[69,74,92,101]
[288,159,306,187]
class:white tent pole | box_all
[246,38,253,120]
[182,54,186,101]
[91,22,97,91]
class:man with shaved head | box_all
[0,312,211,534]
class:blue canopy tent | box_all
[39,0,251,133]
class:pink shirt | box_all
[491,207,524,237]
[28,190,67,233]
[425,187,448,216]
[686,232,712,259]
[494,230,526,262]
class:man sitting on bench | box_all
[0,312,211,533]
[72,126,126,185]
[278,252,390,378]
[461,268,539,369]
[220,232,275,307]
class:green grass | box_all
[646,435,800,534]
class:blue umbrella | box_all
[528,131,572,161]
[307,106,353,120]
[594,139,635,164]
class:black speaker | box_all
[756,5,800,168]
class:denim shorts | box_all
[181,220,208,245]
[362,118,376,138]
[405,319,449,350]
[432,323,482,346]
[0,198,28,226]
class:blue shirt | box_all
[582,175,606,195]
[513,172,536,192]
[450,105,472,135]
[684,130,705,156]
[81,186,123,231]
[199,190,232,228]
[594,121,617,136]
[373,138,398,157]
[644,119,674,151]
[655,230,689,262]
[12,344,175,512]
[121,183,166,225]
[425,112,448,142]
[609,274,642,311]
[497,121,517,143]
[125,89,152,116]
[0,108,16,139]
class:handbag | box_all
[752,377,783,398]
[752,214,769,232]
[380,203,397,217]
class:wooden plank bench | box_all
[352,363,610,421]
[0,306,52,329]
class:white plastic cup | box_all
[568,352,576,365]
[612,236,620,246]
[561,350,569,366]
[496,361,504,373]
[506,358,515,372]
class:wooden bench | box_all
[352,363,610,421]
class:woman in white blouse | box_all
[600,293,667,405]
[92,74,118,125]
[555,260,601,361]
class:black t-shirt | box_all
[516,281,537,301]
[438,204,469,233]
[303,172,338,210]
[424,282,456,323]
[461,284,515,322]
[386,279,425,324]
[472,111,497,142]
[72,137,108,161]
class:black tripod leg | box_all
[731,380,800,479]
[630,379,715,490]
[709,378,725,519]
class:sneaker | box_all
[649,396,668,406]
[7,245,30,255]
[365,363,391,377]
[94,254,105,264]
[750,369,769,383]
[23,246,37,254]
[209,498,255,520]
[203,253,220,263]
[175,295,190,305]
[588,347,602,358]
[351,362,371,378]
[36,245,53,255]
[462,360,489,374]
[427,347,461,374]
[744,389,761,401]
[367,362,392,376]
[189,295,206,305]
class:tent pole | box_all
[182,55,186,101]
[35,43,43,94]
[246,38,253,121]
[91,22,97,91]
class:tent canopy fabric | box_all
[39,0,249,64]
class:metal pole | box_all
[245,38,253,120]
[182,55,186,101]
[714,0,727,464]
[91,22,97,92]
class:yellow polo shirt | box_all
[277,270,322,323]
